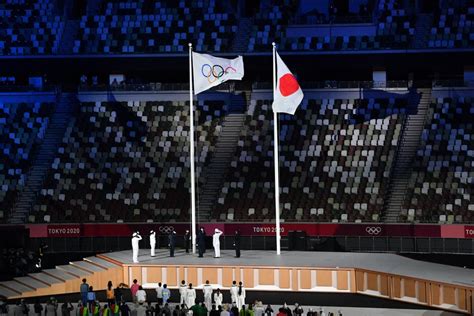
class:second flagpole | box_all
[188,43,197,254]
[272,42,281,255]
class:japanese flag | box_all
[272,52,304,115]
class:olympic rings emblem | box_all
[365,227,382,235]
[201,64,237,84]
[159,226,174,234]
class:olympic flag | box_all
[192,52,244,94]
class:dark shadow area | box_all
[347,87,421,125]
[401,253,474,269]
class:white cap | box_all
[215,228,219,233]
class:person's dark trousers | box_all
[198,246,204,257]
[170,246,175,257]
[81,293,87,306]
[185,241,190,253]
[235,248,240,258]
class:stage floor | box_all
[99,249,474,288]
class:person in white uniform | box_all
[236,282,245,310]
[150,230,156,257]
[212,228,223,258]
[213,288,223,308]
[185,283,196,308]
[202,280,213,310]
[131,232,142,263]
[179,280,187,305]
[229,281,238,304]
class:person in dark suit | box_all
[233,230,241,258]
[168,229,176,257]
[197,227,206,257]
[184,230,191,253]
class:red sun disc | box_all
[279,73,300,97]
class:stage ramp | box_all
[0,256,122,299]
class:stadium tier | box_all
[74,0,237,54]
[0,0,472,55]
[0,100,53,222]
[214,93,407,222]
[429,6,474,49]
[0,86,470,224]
[29,96,229,223]
[0,0,63,55]
[403,96,474,223]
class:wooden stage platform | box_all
[1,249,473,314]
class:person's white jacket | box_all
[132,233,142,263]
[179,284,187,305]
[236,286,246,310]
[212,228,223,258]
[213,291,223,307]
[150,231,156,256]
[186,288,196,308]
[229,285,238,304]
[203,284,213,310]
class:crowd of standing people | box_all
[0,276,342,316]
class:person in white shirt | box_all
[134,303,147,316]
[150,230,156,257]
[136,286,147,304]
[132,232,142,263]
[202,280,213,310]
[213,288,223,308]
[220,304,229,316]
[229,281,238,304]
[155,282,163,305]
[179,280,187,305]
[236,282,245,310]
[185,283,196,308]
[212,228,223,258]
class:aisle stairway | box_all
[231,17,253,53]
[412,14,433,49]
[9,93,79,224]
[0,257,121,299]
[383,88,432,222]
[197,111,246,222]
[59,20,80,54]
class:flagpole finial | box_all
[188,43,192,47]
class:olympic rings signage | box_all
[365,227,382,235]
[159,226,175,234]
[201,63,237,84]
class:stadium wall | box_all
[5,223,472,254]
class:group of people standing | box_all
[131,228,241,263]
[177,280,245,311]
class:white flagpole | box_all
[272,42,281,255]
[188,43,197,254]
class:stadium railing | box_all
[76,80,474,92]
[0,85,58,92]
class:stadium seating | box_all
[247,1,296,52]
[0,0,63,55]
[214,94,408,222]
[278,0,415,51]
[402,96,474,223]
[73,0,237,54]
[0,101,53,221]
[428,7,474,49]
[32,98,226,223]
